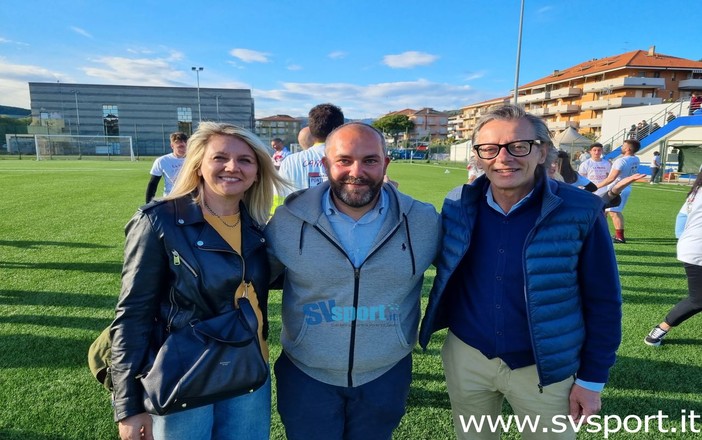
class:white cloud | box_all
[328,51,347,60]
[70,26,93,39]
[0,59,68,108]
[252,79,479,119]
[383,51,439,69]
[80,51,187,85]
[464,71,486,81]
[229,48,271,63]
[0,37,29,46]
[287,64,303,71]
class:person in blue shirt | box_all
[420,104,622,439]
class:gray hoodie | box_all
[265,181,441,387]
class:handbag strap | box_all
[236,296,259,334]
[192,299,259,346]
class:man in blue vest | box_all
[420,104,622,439]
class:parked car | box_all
[389,149,427,160]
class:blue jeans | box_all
[151,372,271,440]
[274,351,412,440]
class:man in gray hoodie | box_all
[265,122,441,440]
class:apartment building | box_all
[254,114,301,146]
[382,107,449,144]
[457,47,702,139]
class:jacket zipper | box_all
[522,193,559,392]
[347,268,361,387]
[171,249,198,278]
[312,220,405,388]
[166,287,178,332]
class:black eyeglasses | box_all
[473,140,543,159]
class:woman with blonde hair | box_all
[111,122,287,440]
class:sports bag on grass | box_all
[139,296,268,415]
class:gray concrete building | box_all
[27,82,255,156]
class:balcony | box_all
[550,104,580,114]
[580,97,663,110]
[583,77,665,93]
[547,121,578,131]
[678,79,702,90]
[579,118,602,128]
[550,87,582,99]
[517,91,550,104]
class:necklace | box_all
[203,199,241,228]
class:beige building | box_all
[254,114,301,146]
[383,107,449,144]
[457,47,702,139]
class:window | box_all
[102,105,119,136]
[653,72,661,78]
[177,107,193,135]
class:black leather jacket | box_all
[109,194,270,422]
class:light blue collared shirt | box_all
[485,184,535,216]
[322,188,388,268]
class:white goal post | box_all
[4,134,135,160]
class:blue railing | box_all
[604,114,702,160]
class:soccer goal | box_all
[5,134,135,160]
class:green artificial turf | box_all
[0,158,699,439]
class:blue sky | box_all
[0,0,698,119]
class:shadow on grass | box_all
[609,356,702,394]
[623,288,686,305]
[601,395,702,419]
[0,334,98,368]
[0,430,70,440]
[0,240,112,249]
[0,289,117,309]
[661,338,702,347]
[0,260,122,273]
[618,270,683,279]
[616,260,680,268]
[614,237,678,246]
[407,387,451,410]
[0,314,110,331]
[615,249,677,258]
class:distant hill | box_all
[0,105,31,117]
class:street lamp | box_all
[71,90,82,158]
[72,90,81,136]
[192,67,203,123]
[512,0,525,105]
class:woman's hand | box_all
[118,413,153,440]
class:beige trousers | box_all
[442,331,576,440]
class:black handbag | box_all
[139,296,268,416]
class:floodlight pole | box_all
[513,0,525,105]
[192,67,204,123]
[73,90,81,136]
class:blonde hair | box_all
[164,122,288,224]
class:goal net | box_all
[5,134,135,160]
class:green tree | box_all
[372,114,414,147]
[0,116,30,151]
